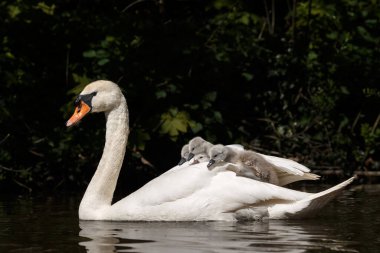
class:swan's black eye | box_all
[75,92,98,109]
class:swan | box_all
[187,137,319,185]
[187,136,213,160]
[191,153,210,164]
[178,144,190,165]
[66,80,354,221]
[182,136,244,162]
[208,145,319,186]
[208,144,280,184]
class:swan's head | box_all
[190,153,209,165]
[66,80,123,127]
[207,144,228,168]
[187,136,212,161]
[178,144,190,165]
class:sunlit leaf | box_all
[36,2,55,15]
[7,5,21,18]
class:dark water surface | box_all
[1,184,379,253]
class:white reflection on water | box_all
[79,219,357,253]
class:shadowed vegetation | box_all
[0,0,379,192]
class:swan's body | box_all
[67,80,354,221]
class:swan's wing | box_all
[234,176,355,220]
[268,176,355,219]
[119,162,214,206]
[199,170,312,213]
[261,154,311,174]
[135,167,314,221]
[259,154,320,185]
[114,162,314,220]
[160,160,194,175]
[275,171,320,186]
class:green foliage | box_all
[0,0,379,191]
[160,108,192,140]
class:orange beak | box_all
[66,101,91,127]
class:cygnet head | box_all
[191,153,210,165]
[178,144,190,165]
[188,136,212,161]
[66,80,123,127]
[207,144,228,168]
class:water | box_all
[1,184,379,253]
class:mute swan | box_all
[186,137,319,185]
[191,153,210,164]
[208,145,319,186]
[67,80,354,221]
[181,136,244,162]
[208,144,280,184]
[187,136,213,161]
[178,144,190,165]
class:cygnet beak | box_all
[178,157,186,165]
[207,159,215,168]
[187,153,195,161]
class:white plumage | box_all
[66,80,354,221]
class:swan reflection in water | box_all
[79,220,355,253]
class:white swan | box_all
[67,80,354,221]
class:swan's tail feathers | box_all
[269,176,355,219]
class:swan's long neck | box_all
[79,96,129,219]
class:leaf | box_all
[326,32,338,40]
[7,5,21,18]
[242,72,254,81]
[36,2,55,15]
[240,14,250,25]
[155,90,167,99]
[160,110,190,138]
[96,49,109,58]
[97,58,109,66]
[83,50,97,58]
[133,129,151,150]
[340,86,349,95]
[357,26,377,43]
[213,111,223,123]
[307,51,318,61]
[189,121,203,133]
[204,91,217,102]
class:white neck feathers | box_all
[79,96,129,219]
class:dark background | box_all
[1,0,379,193]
